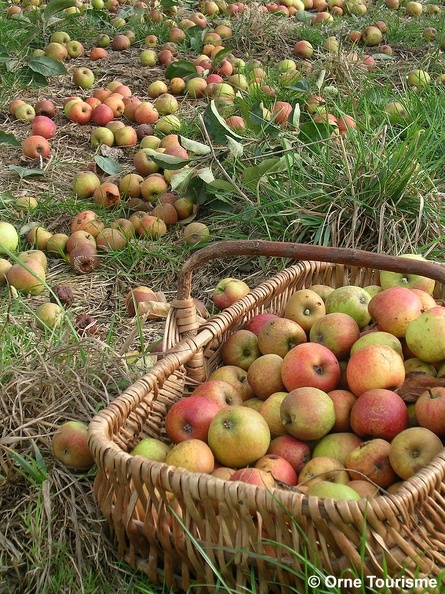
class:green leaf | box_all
[160,0,178,8]
[180,136,211,155]
[169,167,195,190]
[290,103,301,130]
[299,121,333,148]
[0,132,20,147]
[207,179,236,192]
[8,165,45,179]
[284,79,311,92]
[94,156,123,175]
[227,137,244,158]
[211,47,233,67]
[28,56,67,76]
[197,167,214,183]
[242,157,282,188]
[186,176,208,205]
[165,59,198,80]
[295,8,313,21]
[142,149,190,170]
[202,101,243,145]
[43,0,76,20]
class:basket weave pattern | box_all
[89,241,445,593]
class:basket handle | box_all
[176,240,445,300]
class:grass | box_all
[1,0,445,591]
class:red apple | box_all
[267,435,311,474]
[309,312,360,360]
[350,388,409,440]
[31,115,56,139]
[346,438,397,488]
[281,342,341,393]
[346,344,405,396]
[189,379,244,407]
[254,454,298,485]
[212,277,250,309]
[208,365,254,402]
[22,135,51,158]
[328,389,357,432]
[164,395,222,443]
[244,312,280,336]
[414,387,445,435]
[52,421,94,470]
[368,286,423,337]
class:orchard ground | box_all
[1,0,445,592]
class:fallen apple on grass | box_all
[52,421,95,471]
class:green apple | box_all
[379,253,436,295]
[324,285,371,329]
[405,307,445,362]
[130,437,171,461]
[307,480,361,501]
[0,221,19,254]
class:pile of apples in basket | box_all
[108,254,445,500]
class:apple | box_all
[114,125,138,146]
[15,103,36,122]
[404,358,437,376]
[0,221,19,254]
[405,307,445,362]
[45,42,68,61]
[155,115,182,135]
[267,435,311,474]
[66,231,96,254]
[140,49,158,67]
[91,104,115,126]
[140,174,168,203]
[212,278,250,310]
[346,438,397,488]
[220,329,260,371]
[324,285,371,329]
[414,387,445,435]
[258,391,288,437]
[133,148,160,176]
[67,101,93,124]
[347,480,380,499]
[208,365,255,402]
[298,456,350,488]
[31,115,56,139]
[346,344,405,396]
[361,25,382,46]
[280,386,336,440]
[350,388,409,440]
[125,286,157,316]
[35,302,63,330]
[328,389,357,432]
[411,288,437,311]
[46,233,69,256]
[281,342,341,393]
[283,288,326,333]
[130,437,170,462]
[18,249,47,271]
[0,258,12,285]
[52,421,94,470]
[349,330,403,358]
[244,312,279,336]
[103,95,125,118]
[389,427,443,480]
[96,228,127,251]
[379,254,436,294]
[293,40,314,59]
[90,47,108,61]
[405,0,422,14]
[257,317,307,358]
[207,406,271,468]
[35,99,56,118]
[384,101,408,125]
[165,395,222,443]
[229,467,275,490]
[247,354,285,400]
[368,286,423,337]
[93,182,121,208]
[308,284,335,302]
[189,379,244,407]
[165,438,215,473]
[22,135,51,159]
[309,312,360,360]
[254,454,298,486]
[7,259,46,295]
[91,126,115,148]
[312,432,363,466]
[307,481,361,501]
[407,69,430,88]
[183,223,210,247]
[72,172,101,199]
[66,40,84,58]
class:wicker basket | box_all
[88,240,445,594]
